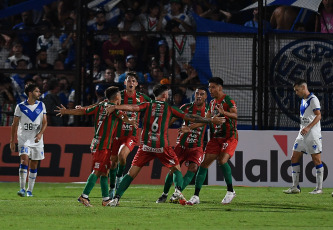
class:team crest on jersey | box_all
[270,38,333,126]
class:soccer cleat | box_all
[221,191,236,204]
[109,197,119,207]
[109,188,115,199]
[173,189,186,205]
[309,189,323,194]
[78,195,92,207]
[169,193,179,204]
[115,176,123,190]
[156,194,168,203]
[102,199,113,206]
[17,188,26,197]
[186,195,200,205]
[26,191,33,197]
[283,186,301,194]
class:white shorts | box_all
[18,145,45,160]
[292,137,322,155]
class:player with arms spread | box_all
[283,79,323,194]
[106,84,225,206]
[55,86,138,206]
[185,77,238,205]
[156,86,209,203]
[11,83,47,197]
[109,72,151,198]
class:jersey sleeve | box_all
[171,105,186,119]
[85,104,99,115]
[14,104,21,117]
[312,96,321,111]
[226,96,237,109]
[141,93,152,102]
[138,102,149,111]
[41,102,47,114]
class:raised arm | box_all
[55,104,86,116]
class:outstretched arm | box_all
[106,104,141,115]
[55,104,86,116]
[184,113,225,125]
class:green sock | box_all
[115,174,133,198]
[109,168,116,189]
[82,173,98,196]
[163,173,174,194]
[195,167,208,191]
[100,176,109,198]
[173,170,183,189]
[181,171,195,191]
[220,162,233,191]
[117,164,126,178]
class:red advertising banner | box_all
[0,127,182,184]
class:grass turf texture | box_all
[1,183,333,229]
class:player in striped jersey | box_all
[55,86,138,207]
[283,79,323,194]
[106,84,225,206]
[11,83,47,197]
[185,77,238,205]
[156,87,209,203]
[108,72,151,198]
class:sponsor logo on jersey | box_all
[270,38,333,126]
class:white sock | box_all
[19,164,28,190]
[316,164,324,190]
[291,163,300,187]
[27,169,37,192]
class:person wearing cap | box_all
[159,0,193,32]
[184,77,239,205]
[102,27,135,68]
[117,55,145,84]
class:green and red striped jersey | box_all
[176,102,208,148]
[138,100,185,148]
[85,101,122,152]
[114,90,151,138]
[209,95,238,139]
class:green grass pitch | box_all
[1,183,333,229]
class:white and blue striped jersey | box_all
[14,100,46,147]
[297,93,321,140]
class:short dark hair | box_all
[105,86,119,100]
[25,83,38,96]
[293,79,307,87]
[48,78,59,90]
[153,84,168,97]
[209,77,223,86]
[125,71,138,81]
[196,86,208,94]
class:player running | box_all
[184,77,238,205]
[11,83,47,197]
[283,79,323,194]
[156,87,209,203]
[55,86,138,206]
[109,72,151,198]
[106,84,225,206]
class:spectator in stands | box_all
[53,59,67,80]
[118,55,145,84]
[32,75,43,91]
[12,11,37,62]
[0,34,10,68]
[165,20,196,73]
[200,5,232,22]
[36,20,62,65]
[169,88,185,128]
[178,64,200,103]
[244,7,271,29]
[58,76,73,107]
[102,67,117,84]
[294,23,307,32]
[155,39,171,75]
[88,8,110,54]
[36,49,53,78]
[144,65,164,96]
[102,27,136,68]
[316,0,333,33]
[159,0,193,32]
[5,40,32,69]
[270,6,299,30]
[42,78,65,126]
[113,55,126,83]
[11,59,32,104]
[94,84,106,103]
[88,53,105,83]
[0,75,15,126]
[59,17,76,69]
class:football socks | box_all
[181,171,195,191]
[291,163,301,187]
[82,173,98,196]
[220,163,234,192]
[172,170,183,189]
[163,173,173,194]
[19,164,28,190]
[316,164,324,190]
[27,168,37,192]
[109,168,116,189]
[115,174,133,197]
[100,175,109,198]
[194,167,208,196]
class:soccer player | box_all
[10,83,47,197]
[185,77,238,205]
[108,72,151,198]
[106,84,224,206]
[283,79,323,194]
[54,86,138,206]
[156,87,209,203]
